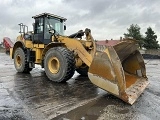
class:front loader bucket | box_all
[88,39,149,105]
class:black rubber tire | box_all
[14,47,32,73]
[44,47,75,82]
[76,64,88,76]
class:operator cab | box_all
[32,13,67,44]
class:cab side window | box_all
[35,18,43,34]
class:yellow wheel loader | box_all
[10,13,149,104]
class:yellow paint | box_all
[104,48,111,60]
[85,41,92,47]
[125,74,138,88]
[75,58,83,67]
[10,48,13,58]
[24,40,33,48]
[58,36,96,66]
[35,49,42,60]
[33,44,45,48]
[48,57,60,74]
[15,55,22,67]
[88,73,119,95]
[13,31,96,68]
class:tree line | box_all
[124,24,160,49]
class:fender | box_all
[10,41,25,59]
[41,42,65,67]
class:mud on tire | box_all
[14,47,32,73]
[44,47,75,82]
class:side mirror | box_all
[64,25,66,30]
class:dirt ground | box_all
[0,53,160,120]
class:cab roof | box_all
[32,13,67,21]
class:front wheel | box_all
[44,47,75,82]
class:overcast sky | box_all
[1,0,160,43]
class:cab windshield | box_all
[46,17,64,35]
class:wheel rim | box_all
[48,57,60,74]
[16,55,22,67]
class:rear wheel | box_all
[14,47,32,73]
[44,47,75,82]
